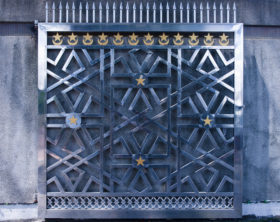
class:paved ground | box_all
[13,217,280,222]
[3,216,280,222]
[47,217,280,222]
[1,203,280,221]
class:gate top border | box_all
[38,23,243,33]
[45,1,237,24]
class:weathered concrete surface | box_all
[0,36,38,203]
[243,38,280,201]
[0,0,280,26]
[0,202,280,220]
[238,0,280,26]
[243,202,280,217]
[0,204,38,221]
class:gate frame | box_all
[38,23,243,219]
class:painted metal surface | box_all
[38,2,243,219]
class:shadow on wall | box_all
[243,56,269,202]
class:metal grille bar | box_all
[46,1,237,24]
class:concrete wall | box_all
[244,35,280,201]
[0,0,279,204]
[0,0,280,25]
[0,36,38,203]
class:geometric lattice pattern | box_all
[47,196,234,210]
[40,26,242,219]
[46,32,234,196]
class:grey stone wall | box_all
[0,0,280,25]
[0,36,38,203]
[243,36,280,201]
[0,0,279,204]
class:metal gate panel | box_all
[38,2,243,219]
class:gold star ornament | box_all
[99,33,107,41]
[219,33,229,46]
[159,33,169,45]
[52,33,63,45]
[144,33,153,41]
[188,33,199,46]
[204,33,214,46]
[220,33,228,41]
[136,75,145,86]
[136,156,145,166]
[128,33,139,45]
[70,115,78,125]
[83,33,92,41]
[189,33,198,41]
[173,33,184,45]
[129,33,138,41]
[68,33,77,41]
[143,33,154,45]
[83,33,93,45]
[98,33,109,45]
[53,33,62,41]
[113,32,124,45]
[205,33,213,41]
[160,33,168,41]
[67,33,78,45]
[203,116,213,126]
[114,32,123,41]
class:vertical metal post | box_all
[120,2,123,23]
[146,2,149,23]
[153,2,156,23]
[227,2,230,23]
[160,2,163,23]
[92,2,96,23]
[133,2,136,23]
[140,2,143,23]
[52,2,55,23]
[126,2,129,23]
[166,2,169,23]
[233,2,236,23]
[193,2,196,23]
[200,2,203,23]
[180,2,183,23]
[220,2,223,23]
[106,2,109,23]
[113,2,116,23]
[86,2,89,23]
[213,2,216,23]
[66,2,69,23]
[99,2,102,23]
[72,2,75,23]
[79,2,82,23]
[45,2,48,23]
[206,2,210,23]
[186,2,190,23]
[173,2,176,23]
[59,2,62,23]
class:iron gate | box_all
[38,1,243,219]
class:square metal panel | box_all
[38,23,243,219]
